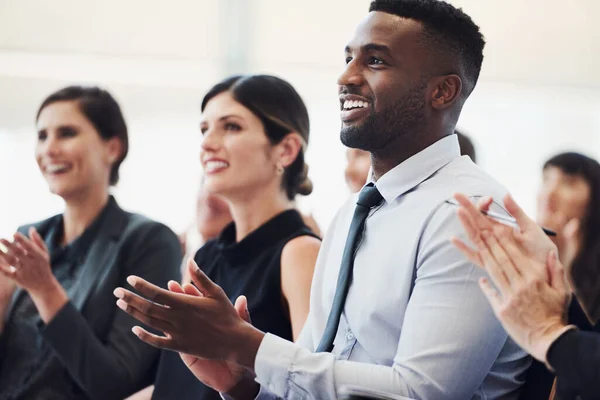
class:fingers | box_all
[454,193,494,232]
[188,259,222,298]
[168,280,185,294]
[0,239,22,267]
[456,208,481,245]
[114,287,174,325]
[116,297,174,333]
[476,196,494,213]
[450,236,483,267]
[503,194,537,232]
[0,264,17,278]
[131,326,174,350]
[168,280,202,297]
[182,283,202,297]
[13,233,47,261]
[489,224,536,279]
[481,227,522,284]
[475,231,511,293]
[29,228,49,254]
[234,295,251,323]
[479,277,502,311]
[126,276,179,308]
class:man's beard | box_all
[340,80,427,152]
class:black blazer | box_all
[2,197,182,399]
[548,330,600,399]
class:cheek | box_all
[229,137,272,173]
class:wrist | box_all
[230,322,265,371]
[534,323,574,364]
[224,371,259,400]
[29,279,68,323]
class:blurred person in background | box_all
[179,182,233,264]
[344,148,371,193]
[0,86,181,399]
[133,74,321,400]
[536,152,600,324]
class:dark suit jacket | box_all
[548,330,600,399]
[2,197,182,399]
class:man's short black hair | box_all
[369,0,485,97]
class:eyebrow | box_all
[345,43,392,56]
[200,114,243,125]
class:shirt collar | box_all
[366,134,461,204]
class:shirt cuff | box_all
[254,333,300,396]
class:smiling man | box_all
[114,1,530,399]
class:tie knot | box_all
[357,183,383,208]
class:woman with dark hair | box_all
[0,86,181,399]
[537,152,600,322]
[129,75,321,400]
[519,151,600,399]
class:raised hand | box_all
[451,193,557,272]
[0,227,68,322]
[474,223,572,363]
[166,278,256,395]
[114,259,265,372]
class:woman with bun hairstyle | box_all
[131,75,321,400]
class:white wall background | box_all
[1,0,599,239]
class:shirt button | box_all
[346,332,355,341]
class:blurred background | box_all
[1,0,599,238]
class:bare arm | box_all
[280,236,320,340]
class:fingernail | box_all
[116,299,127,310]
[126,276,137,286]
[113,288,124,298]
[132,326,141,336]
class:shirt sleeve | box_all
[547,329,600,399]
[252,202,524,399]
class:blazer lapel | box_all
[70,198,127,311]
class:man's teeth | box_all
[47,164,69,173]
[343,100,370,110]
[205,161,229,172]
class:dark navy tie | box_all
[316,183,384,352]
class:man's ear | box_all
[430,74,462,110]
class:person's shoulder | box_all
[432,156,508,201]
[121,211,176,239]
[193,238,220,264]
[17,213,62,236]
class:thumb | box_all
[504,194,536,231]
[234,295,251,324]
